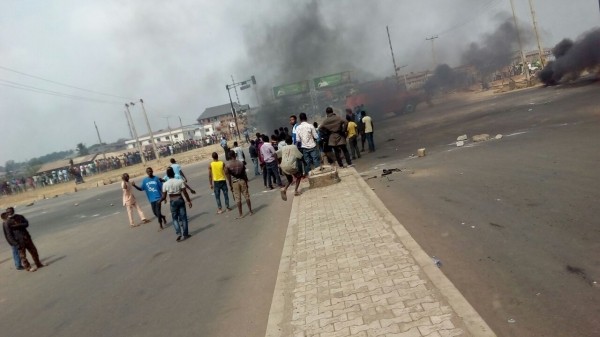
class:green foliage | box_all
[76,143,90,156]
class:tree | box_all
[76,143,89,156]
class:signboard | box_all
[313,71,351,90]
[272,80,310,98]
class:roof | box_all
[36,154,99,174]
[197,102,248,121]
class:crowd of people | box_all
[244,106,376,197]
[2,106,375,272]
[0,139,207,196]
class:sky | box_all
[0,0,597,164]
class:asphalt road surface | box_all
[0,160,291,337]
[354,80,600,337]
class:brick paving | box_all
[266,168,495,337]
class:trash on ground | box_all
[417,148,426,157]
[507,318,516,324]
[495,134,503,139]
[456,141,465,147]
[457,134,468,141]
[432,256,442,267]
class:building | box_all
[124,125,202,149]
[197,102,249,137]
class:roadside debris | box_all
[417,148,427,157]
[495,134,503,139]
[386,138,396,142]
[74,203,79,206]
[432,256,442,267]
[508,318,516,324]
[365,175,378,181]
[457,134,468,141]
[381,168,401,177]
[456,141,465,147]
[26,202,34,207]
[472,134,490,142]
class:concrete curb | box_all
[264,190,299,337]
[352,168,497,337]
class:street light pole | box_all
[386,26,401,89]
[226,85,241,140]
[528,0,545,67]
[510,0,531,84]
[139,99,160,162]
[425,36,439,70]
[125,103,146,165]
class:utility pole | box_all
[124,110,134,138]
[425,36,439,70]
[386,26,401,89]
[94,121,107,161]
[125,103,146,165]
[139,99,160,162]
[510,0,531,84]
[397,65,409,90]
[528,0,545,67]
[226,85,242,140]
[161,116,174,145]
[231,75,240,104]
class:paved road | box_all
[353,80,600,337]
[0,159,291,337]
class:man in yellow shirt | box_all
[208,152,232,214]
[346,114,361,160]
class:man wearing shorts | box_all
[277,136,304,200]
[225,150,254,218]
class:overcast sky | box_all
[0,0,597,164]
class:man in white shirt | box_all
[361,111,375,152]
[295,112,320,174]
[160,167,193,242]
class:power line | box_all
[0,65,133,100]
[0,79,123,105]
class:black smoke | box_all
[538,28,600,86]
[423,64,472,96]
[461,18,531,79]
[241,1,372,131]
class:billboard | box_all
[313,71,351,90]
[272,80,310,98]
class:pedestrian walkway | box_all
[266,168,496,337]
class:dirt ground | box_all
[0,142,232,208]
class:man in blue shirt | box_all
[169,158,196,194]
[133,167,167,231]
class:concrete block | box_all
[417,148,426,157]
[456,134,468,141]
[309,166,340,189]
[472,134,490,142]
[456,141,464,147]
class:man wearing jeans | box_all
[2,212,23,270]
[208,152,232,213]
[160,167,192,242]
[260,135,282,189]
[132,167,167,231]
[295,112,320,173]
[361,111,375,152]
[248,140,260,176]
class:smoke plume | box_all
[241,1,371,132]
[538,28,600,85]
[461,18,531,78]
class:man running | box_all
[132,167,167,231]
[277,136,304,200]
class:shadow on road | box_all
[43,255,67,266]
[189,223,216,236]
